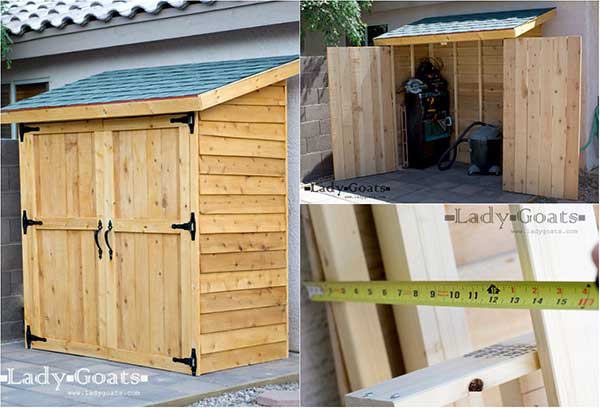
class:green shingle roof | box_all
[375,8,555,40]
[4,55,298,111]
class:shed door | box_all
[101,116,196,374]
[20,128,104,354]
[327,47,398,180]
[503,36,582,199]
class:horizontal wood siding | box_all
[198,85,288,369]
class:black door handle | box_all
[94,221,103,259]
[104,220,113,260]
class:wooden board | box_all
[308,205,393,391]
[345,333,540,406]
[197,85,288,370]
[511,204,598,405]
[503,37,582,199]
[327,47,397,179]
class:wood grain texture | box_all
[309,205,392,391]
[511,204,598,405]
[327,47,397,180]
[503,37,581,199]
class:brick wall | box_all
[300,56,333,182]
[1,140,24,341]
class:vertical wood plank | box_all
[410,45,415,76]
[103,131,118,349]
[340,49,357,179]
[19,132,39,339]
[564,36,582,199]
[350,48,364,176]
[502,40,516,191]
[309,205,392,390]
[511,204,598,405]
[327,48,346,179]
[190,113,201,350]
[370,48,384,173]
[477,40,483,121]
[550,38,568,198]
[514,39,528,193]
[94,130,108,346]
[538,39,554,196]
[525,40,542,195]
[382,46,398,171]
[178,127,192,355]
[360,48,376,175]
[453,42,459,140]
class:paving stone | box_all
[1,243,22,270]
[257,390,300,406]
[450,184,484,195]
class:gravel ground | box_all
[190,382,299,407]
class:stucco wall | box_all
[362,0,599,170]
[0,22,301,352]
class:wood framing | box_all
[18,83,291,375]
[309,205,393,390]
[0,60,299,124]
[373,9,556,46]
[511,204,598,405]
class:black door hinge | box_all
[26,325,47,349]
[22,210,43,234]
[173,348,197,376]
[171,212,196,241]
[170,112,195,134]
[18,124,40,142]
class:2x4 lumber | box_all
[345,333,540,407]
[300,206,350,401]
[477,41,483,121]
[372,205,474,370]
[511,204,598,406]
[0,60,299,124]
[309,205,393,390]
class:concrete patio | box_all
[302,163,537,204]
[0,342,299,407]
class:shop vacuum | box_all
[404,58,502,175]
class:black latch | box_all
[18,124,40,142]
[26,325,47,349]
[173,348,197,376]
[171,212,196,241]
[170,112,195,134]
[22,210,43,234]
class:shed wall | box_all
[197,85,289,373]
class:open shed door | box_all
[503,36,582,199]
[327,47,398,180]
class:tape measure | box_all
[305,281,598,311]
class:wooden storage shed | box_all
[0,55,299,375]
[327,8,583,200]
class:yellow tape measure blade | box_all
[304,281,598,311]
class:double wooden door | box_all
[19,115,197,373]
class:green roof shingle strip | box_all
[4,54,298,111]
[375,8,555,40]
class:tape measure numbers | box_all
[305,281,598,311]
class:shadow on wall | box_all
[301,56,334,183]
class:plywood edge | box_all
[198,60,300,111]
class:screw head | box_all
[469,378,484,392]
